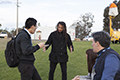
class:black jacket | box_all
[15,29,40,64]
[45,31,74,63]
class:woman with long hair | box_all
[72,49,97,80]
[86,49,97,78]
[43,21,74,80]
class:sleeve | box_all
[101,54,119,80]
[20,35,40,55]
[67,34,74,51]
[45,33,53,50]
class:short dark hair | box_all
[92,31,111,48]
[25,18,37,29]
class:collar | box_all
[93,47,111,69]
[97,47,111,56]
[97,48,105,55]
[24,28,31,37]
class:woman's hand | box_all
[72,75,80,80]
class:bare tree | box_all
[71,13,94,40]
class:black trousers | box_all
[18,63,42,80]
[49,61,67,80]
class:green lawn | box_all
[0,39,120,80]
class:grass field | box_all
[0,38,120,80]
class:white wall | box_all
[32,26,75,40]
[67,28,75,41]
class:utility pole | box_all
[16,0,19,35]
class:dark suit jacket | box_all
[45,31,74,63]
[15,29,40,64]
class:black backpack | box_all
[5,34,20,67]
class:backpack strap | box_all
[12,32,21,40]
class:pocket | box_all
[49,53,56,58]
[59,52,68,59]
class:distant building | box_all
[31,26,75,40]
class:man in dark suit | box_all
[15,18,44,80]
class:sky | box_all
[0,0,116,32]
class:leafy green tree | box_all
[22,26,25,28]
[103,0,120,32]
[10,28,22,37]
[1,28,12,37]
[0,29,2,32]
